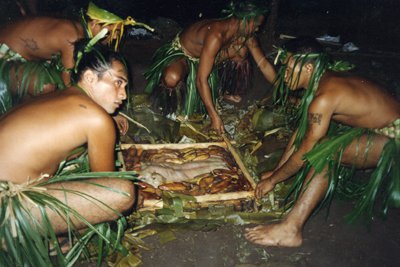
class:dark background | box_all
[1,0,399,52]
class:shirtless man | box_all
[245,37,400,247]
[0,2,130,90]
[0,1,149,118]
[145,1,276,134]
[0,42,133,242]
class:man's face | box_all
[91,60,128,114]
[253,15,265,32]
[246,15,265,34]
[284,55,311,90]
[239,15,264,36]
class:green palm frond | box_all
[346,138,400,222]
[0,56,65,115]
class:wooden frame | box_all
[119,141,256,210]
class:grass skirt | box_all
[144,37,218,116]
[218,58,252,97]
[0,45,64,114]
[286,123,400,223]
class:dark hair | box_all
[283,36,323,55]
[222,0,268,20]
[71,39,127,83]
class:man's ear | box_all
[88,20,102,34]
[305,63,314,74]
[82,69,97,85]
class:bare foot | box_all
[244,222,303,247]
[223,94,242,103]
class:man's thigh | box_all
[341,134,389,168]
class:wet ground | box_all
[118,34,400,267]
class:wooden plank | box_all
[141,191,254,210]
[222,134,257,189]
[120,142,227,150]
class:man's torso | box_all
[179,19,249,63]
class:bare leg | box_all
[29,178,135,234]
[245,134,388,247]
[245,168,328,247]
[161,58,187,89]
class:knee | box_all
[112,180,136,214]
[41,83,57,94]
[29,83,57,96]
[162,72,182,89]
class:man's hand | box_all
[210,115,225,134]
[113,114,129,135]
[255,177,276,199]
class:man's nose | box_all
[120,88,127,100]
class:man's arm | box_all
[87,114,117,171]
[60,48,74,87]
[246,37,276,84]
[255,96,333,198]
[196,33,224,134]
[58,22,82,87]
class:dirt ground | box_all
[139,199,400,267]
[117,35,400,267]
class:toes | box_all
[246,225,264,231]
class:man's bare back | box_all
[0,87,114,184]
[0,17,82,62]
[317,72,400,129]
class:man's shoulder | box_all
[60,93,114,130]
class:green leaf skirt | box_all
[286,121,400,223]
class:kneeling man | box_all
[245,37,399,247]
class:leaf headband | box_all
[221,1,268,20]
[85,2,154,51]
